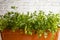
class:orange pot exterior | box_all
[1,30,32,40]
[1,29,60,40]
[32,31,58,40]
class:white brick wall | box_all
[0,0,60,15]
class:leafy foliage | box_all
[0,11,60,37]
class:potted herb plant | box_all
[0,10,60,40]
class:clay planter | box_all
[1,28,60,40]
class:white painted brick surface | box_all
[0,0,60,15]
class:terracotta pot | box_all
[32,31,58,40]
[1,28,60,40]
[1,30,32,40]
